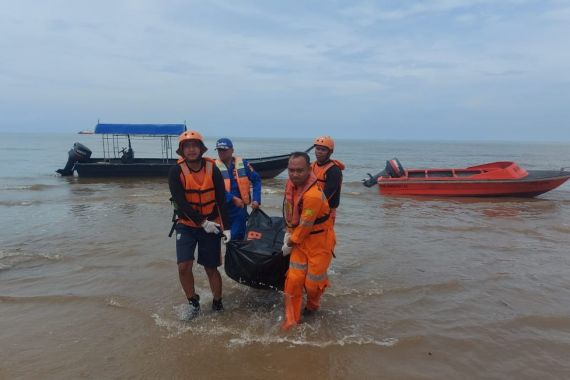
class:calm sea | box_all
[1,133,570,379]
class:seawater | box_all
[1,133,570,379]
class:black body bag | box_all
[224,209,289,290]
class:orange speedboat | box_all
[362,159,570,197]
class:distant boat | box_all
[58,123,310,179]
[362,159,570,197]
[78,130,94,134]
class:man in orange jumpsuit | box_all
[281,151,336,330]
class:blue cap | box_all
[215,138,233,150]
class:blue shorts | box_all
[175,224,222,268]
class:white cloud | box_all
[0,0,569,139]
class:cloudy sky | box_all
[1,0,569,140]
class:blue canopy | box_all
[94,123,186,135]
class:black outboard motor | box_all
[362,170,385,187]
[362,158,405,187]
[56,142,92,176]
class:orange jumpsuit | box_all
[282,178,336,330]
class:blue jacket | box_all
[223,158,262,206]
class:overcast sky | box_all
[1,0,569,140]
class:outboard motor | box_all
[56,142,92,176]
[362,170,385,187]
[385,158,405,178]
[361,158,405,187]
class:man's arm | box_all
[212,165,231,229]
[168,165,205,225]
[244,160,262,204]
[323,166,342,201]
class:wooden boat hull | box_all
[74,154,290,179]
[379,170,570,197]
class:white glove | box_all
[282,231,292,256]
[222,230,231,243]
[202,220,221,234]
[282,243,292,256]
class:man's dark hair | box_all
[289,151,310,166]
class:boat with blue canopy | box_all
[57,122,305,178]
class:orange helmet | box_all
[177,130,207,155]
[313,136,334,151]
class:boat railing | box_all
[100,134,177,162]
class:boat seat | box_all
[427,170,454,177]
[385,158,405,178]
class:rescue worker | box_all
[168,130,231,316]
[281,152,336,330]
[214,138,262,241]
[311,136,344,224]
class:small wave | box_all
[152,313,193,337]
[106,297,123,307]
[228,334,398,348]
[500,314,570,330]
[0,294,92,304]
[327,288,384,297]
[419,224,487,233]
[262,187,283,195]
[0,184,55,191]
[0,200,41,207]
[0,249,62,270]
[383,279,463,295]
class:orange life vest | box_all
[311,160,345,190]
[177,157,220,228]
[215,157,251,205]
[283,173,329,228]
[311,159,345,201]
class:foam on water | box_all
[150,301,399,349]
[105,297,123,308]
[0,249,63,270]
[327,287,385,297]
[0,184,56,191]
[261,187,283,195]
[228,334,399,349]
[152,313,194,337]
